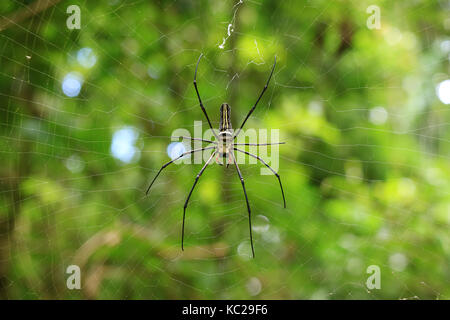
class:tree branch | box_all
[0,0,61,32]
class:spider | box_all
[146,54,286,258]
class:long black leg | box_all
[229,152,255,258]
[194,54,219,140]
[234,142,285,146]
[146,146,215,195]
[234,147,286,208]
[233,56,277,140]
[171,136,216,144]
[182,151,216,251]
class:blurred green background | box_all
[0,0,449,299]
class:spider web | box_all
[0,0,449,299]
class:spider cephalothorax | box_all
[146,54,285,258]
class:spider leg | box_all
[226,153,233,168]
[233,56,277,140]
[146,146,215,195]
[182,151,216,251]
[215,153,223,166]
[194,54,219,140]
[234,142,285,146]
[171,136,216,144]
[234,147,286,208]
[229,152,255,258]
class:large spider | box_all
[146,54,286,258]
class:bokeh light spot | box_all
[252,215,270,233]
[62,72,83,97]
[246,277,262,296]
[167,142,186,160]
[436,79,450,104]
[369,106,388,125]
[237,241,253,260]
[65,154,85,173]
[77,47,97,68]
[389,253,408,272]
[111,127,139,163]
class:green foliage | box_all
[0,0,448,299]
